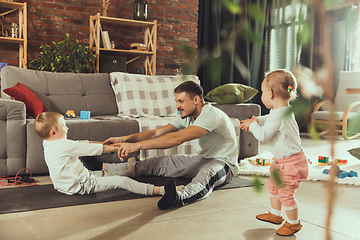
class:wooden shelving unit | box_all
[0,1,27,68]
[89,13,157,75]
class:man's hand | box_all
[103,136,126,145]
[113,142,141,161]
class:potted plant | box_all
[29,33,96,73]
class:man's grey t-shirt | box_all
[170,103,239,175]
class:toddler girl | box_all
[240,69,309,236]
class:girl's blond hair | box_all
[34,112,63,140]
[265,69,298,101]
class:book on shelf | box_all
[101,31,107,49]
[130,43,147,51]
[100,25,111,50]
[104,31,111,49]
[100,25,106,49]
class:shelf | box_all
[0,1,24,16]
[89,13,157,75]
[95,48,154,55]
[0,36,24,43]
[0,1,27,68]
[93,15,155,27]
[0,1,24,9]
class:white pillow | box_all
[110,72,200,117]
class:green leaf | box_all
[240,22,263,43]
[222,0,242,15]
[324,0,339,9]
[297,22,310,46]
[308,123,320,140]
[181,43,195,58]
[347,115,360,138]
[29,33,95,73]
[252,176,263,194]
[248,4,265,25]
[271,169,284,188]
[285,97,311,118]
[209,56,223,86]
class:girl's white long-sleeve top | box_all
[248,106,303,159]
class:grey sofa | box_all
[0,66,260,176]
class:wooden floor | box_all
[1,134,360,240]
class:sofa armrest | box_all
[213,103,261,160]
[0,99,26,176]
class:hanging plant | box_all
[29,33,96,73]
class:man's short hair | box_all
[174,81,204,101]
[34,111,63,140]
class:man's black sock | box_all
[157,178,179,210]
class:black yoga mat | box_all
[0,177,254,214]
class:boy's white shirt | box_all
[43,138,103,195]
[249,106,302,159]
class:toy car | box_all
[64,110,76,118]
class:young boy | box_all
[34,111,163,196]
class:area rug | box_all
[0,176,254,214]
[239,151,360,186]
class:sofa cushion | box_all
[110,72,200,117]
[1,66,118,117]
[3,82,47,118]
[205,83,258,104]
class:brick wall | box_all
[0,0,199,75]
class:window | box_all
[265,1,307,72]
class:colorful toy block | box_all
[318,156,329,165]
[248,158,272,166]
[317,156,347,166]
[80,111,91,119]
[334,159,347,165]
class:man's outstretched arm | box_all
[117,125,208,159]
[103,123,178,145]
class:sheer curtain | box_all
[265,0,307,72]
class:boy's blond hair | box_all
[34,112,63,140]
[265,69,298,101]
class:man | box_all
[104,81,239,210]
